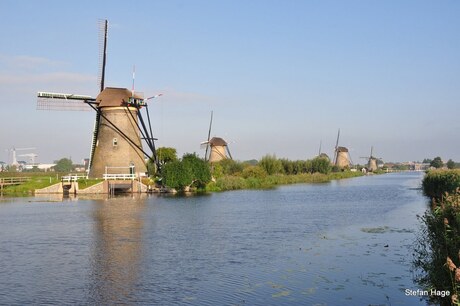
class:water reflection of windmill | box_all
[201,111,233,162]
[37,20,161,179]
[333,129,351,168]
[360,146,382,172]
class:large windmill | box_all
[360,146,382,172]
[333,129,351,168]
[37,20,161,179]
[201,111,233,162]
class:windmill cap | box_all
[209,137,227,146]
[96,87,143,107]
[337,146,349,152]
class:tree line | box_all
[150,147,342,191]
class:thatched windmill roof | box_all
[96,87,143,107]
[209,137,228,146]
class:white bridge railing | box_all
[61,175,87,182]
[102,173,136,180]
[103,166,137,181]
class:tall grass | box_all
[422,169,460,200]
[207,171,362,192]
[415,169,460,305]
[414,189,460,305]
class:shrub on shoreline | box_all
[414,189,460,306]
[415,169,460,305]
[422,169,460,200]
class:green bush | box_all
[259,154,283,175]
[422,170,460,200]
[211,159,244,178]
[182,153,211,189]
[162,153,211,191]
[241,165,267,179]
[311,156,332,174]
[215,176,247,190]
[162,160,191,190]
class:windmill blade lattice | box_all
[37,92,94,111]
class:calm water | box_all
[0,172,428,305]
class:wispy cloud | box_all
[159,87,218,105]
[0,54,68,70]
[0,72,96,85]
[0,53,96,96]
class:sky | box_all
[1,0,459,165]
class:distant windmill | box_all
[360,146,382,172]
[201,111,233,162]
[36,20,161,178]
[333,129,351,168]
[317,140,330,161]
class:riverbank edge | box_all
[204,171,365,192]
[0,171,365,197]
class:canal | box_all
[0,172,428,305]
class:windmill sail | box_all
[88,19,109,173]
[333,129,340,165]
[98,19,108,93]
[205,111,213,161]
[37,92,94,111]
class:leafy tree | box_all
[162,160,191,190]
[280,158,294,175]
[423,158,432,164]
[162,153,211,190]
[7,165,18,172]
[293,160,307,174]
[259,154,283,175]
[430,157,443,169]
[157,147,178,166]
[182,153,211,189]
[447,159,455,169]
[147,147,178,176]
[53,158,73,172]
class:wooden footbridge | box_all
[0,177,31,192]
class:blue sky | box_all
[1,0,459,164]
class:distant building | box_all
[83,158,90,170]
[23,164,56,172]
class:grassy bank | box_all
[0,172,97,196]
[206,170,363,192]
[0,173,61,196]
[76,178,103,189]
[415,170,460,305]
